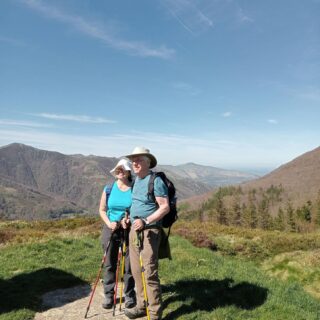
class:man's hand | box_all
[132,218,145,231]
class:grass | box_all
[261,249,320,299]
[174,220,320,300]
[160,237,320,320]
[0,237,101,319]
[1,217,320,319]
[0,217,101,245]
[174,220,320,260]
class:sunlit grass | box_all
[0,216,101,246]
[174,220,320,261]
[160,237,320,319]
[1,217,320,319]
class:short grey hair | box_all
[142,156,151,167]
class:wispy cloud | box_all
[236,7,254,24]
[0,36,26,46]
[0,127,240,166]
[33,113,117,124]
[222,111,232,117]
[22,0,175,59]
[0,119,53,128]
[0,127,318,169]
[298,87,320,102]
[268,119,278,124]
[172,81,201,95]
[163,0,253,35]
[163,0,214,35]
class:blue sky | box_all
[0,0,319,173]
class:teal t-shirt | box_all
[105,182,132,222]
[130,172,168,226]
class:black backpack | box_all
[147,172,178,229]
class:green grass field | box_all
[1,218,320,319]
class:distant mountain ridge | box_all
[183,145,320,216]
[0,143,257,220]
[160,163,258,187]
[242,146,320,207]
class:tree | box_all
[258,195,270,230]
[296,200,312,223]
[231,194,242,226]
[266,184,284,205]
[316,191,320,226]
[248,190,258,228]
[286,201,296,232]
[216,190,228,225]
[274,207,285,231]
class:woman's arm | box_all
[99,190,119,231]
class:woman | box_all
[99,158,136,310]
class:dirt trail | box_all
[34,283,146,320]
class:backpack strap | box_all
[147,172,173,235]
[147,172,157,203]
[105,181,115,207]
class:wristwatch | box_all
[142,218,150,226]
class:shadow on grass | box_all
[0,267,89,315]
[162,278,268,319]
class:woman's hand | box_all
[108,221,119,232]
[121,217,130,229]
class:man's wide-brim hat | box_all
[110,158,132,177]
[125,146,157,169]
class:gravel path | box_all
[34,283,146,320]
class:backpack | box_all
[105,182,115,207]
[147,172,178,229]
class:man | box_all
[124,147,169,320]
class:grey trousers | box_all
[101,225,136,302]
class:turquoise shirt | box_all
[130,172,168,226]
[104,182,132,222]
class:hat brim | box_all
[125,153,157,169]
[110,164,131,177]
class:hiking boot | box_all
[102,297,113,309]
[124,295,136,309]
[124,306,146,319]
[125,299,136,309]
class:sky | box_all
[0,0,319,174]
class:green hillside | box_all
[0,218,320,319]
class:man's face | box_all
[131,156,149,175]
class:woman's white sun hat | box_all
[110,158,132,177]
[125,146,157,169]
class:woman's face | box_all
[115,167,128,179]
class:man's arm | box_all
[132,196,169,231]
[146,196,169,224]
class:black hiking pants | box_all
[101,225,135,303]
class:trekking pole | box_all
[118,230,126,311]
[113,242,122,316]
[137,231,151,320]
[119,211,129,311]
[84,236,112,319]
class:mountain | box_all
[0,143,117,220]
[0,143,257,220]
[159,163,258,187]
[180,146,320,215]
[241,146,320,207]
